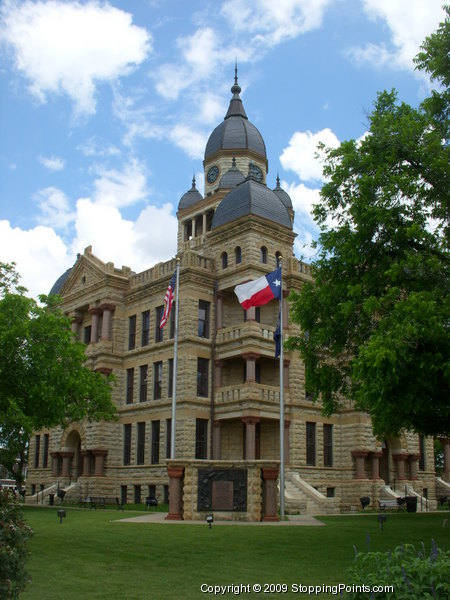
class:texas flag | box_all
[234,268,282,310]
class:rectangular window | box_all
[419,435,426,470]
[43,433,49,468]
[141,310,150,346]
[128,315,136,350]
[148,484,156,499]
[195,418,208,459]
[83,325,91,345]
[197,358,209,397]
[169,302,176,339]
[126,368,134,404]
[137,422,145,465]
[151,421,160,464]
[155,306,164,342]
[139,365,148,403]
[306,422,316,466]
[123,424,132,465]
[323,424,333,467]
[168,358,174,397]
[198,300,210,338]
[166,418,172,459]
[34,435,41,468]
[153,361,162,400]
[134,485,141,504]
[121,485,127,506]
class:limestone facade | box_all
[26,74,439,515]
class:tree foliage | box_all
[0,489,33,599]
[286,14,449,437]
[0,262,117,482]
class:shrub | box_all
[346,540,450,599]
[0,489,33,598]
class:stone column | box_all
[284,421,291,464]
[89,307,101,344]
[370,451,383,480]
[60,451,74,478]
[351,450,369,479]
[262,467,279,522]
[80,450,91,477]
[213,421,222,460]
[408,453,420,480]
[242,417,260,460]
[92,448,108,477]
[50,452,60,477]
[166,466,184,520]
[191,218,196,238]
[246,306,256,321]
[71,315,82,336]
[393,453,408,480]
[216,292,224,330]
[214,360,223,388]
[100,303,115,341]
[439,438,450,481]
[202,213,207,235]
[242,353,259,382]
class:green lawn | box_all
[21,507,449,599]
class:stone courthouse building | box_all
[26,72,446,519]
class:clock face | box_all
[206,165,219,183]
[249,164,263,182]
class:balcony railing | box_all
[215,384,286,406]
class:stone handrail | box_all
[215,384,281,404]
[216,323,275,344]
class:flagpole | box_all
[279,256,285,520]
[170,257,180,459]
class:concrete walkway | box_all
[114,513,325,526]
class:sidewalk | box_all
[114,513,325,526]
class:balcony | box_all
[214,383,289,417]
[215,322,276,358]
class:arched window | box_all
[260,246,267,264]
[235,246,242,264]
[275,251,282,267]
[221,252,228,269]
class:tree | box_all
[0,262,117,483]
[286,13,449,438]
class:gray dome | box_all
[273,175,293,210]
[218,158,245,190]
[204,73,266,161]
[211,178,292,230]
[49,267,72,296]
[178,177,203,210]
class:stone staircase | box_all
[380,484,432,512]
[284,471,340,515]
[26,481,80,506]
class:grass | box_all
[21,507,449,599]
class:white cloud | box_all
[0,219,72,298]
[77,138,121,158]
[38,154,65,171]
[280,128,340,182]
[71,199,177,272]
[91,160,150,208]
[221,0,332,46]
[348,0,445,72]
[33,186,74,229]
[0,0,152,114]
[169,125,208,160]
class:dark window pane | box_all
[126,368,134,404]
[323,424,333,467]
[139,365,148,403]
[151,421,160,464]
[123,424,131,465]
[141,311,150,346]
[128,315,136,350]
[306,422,316,466]
[153,362,162,400]
[198,301,210,338]
[195,419,208,459]
[155,306,164,342]
[197,358,209,397]
[137,422,145,465]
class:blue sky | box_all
[0,0,446,298]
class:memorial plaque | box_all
[197,468,247,512]
[211,480,234,510]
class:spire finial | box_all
[276,172,281,188]
[232,156,237,168]
[191,173,196,189]
[234,58,238,85]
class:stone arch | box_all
[60,423,87,449]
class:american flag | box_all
[160,269,176,328]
